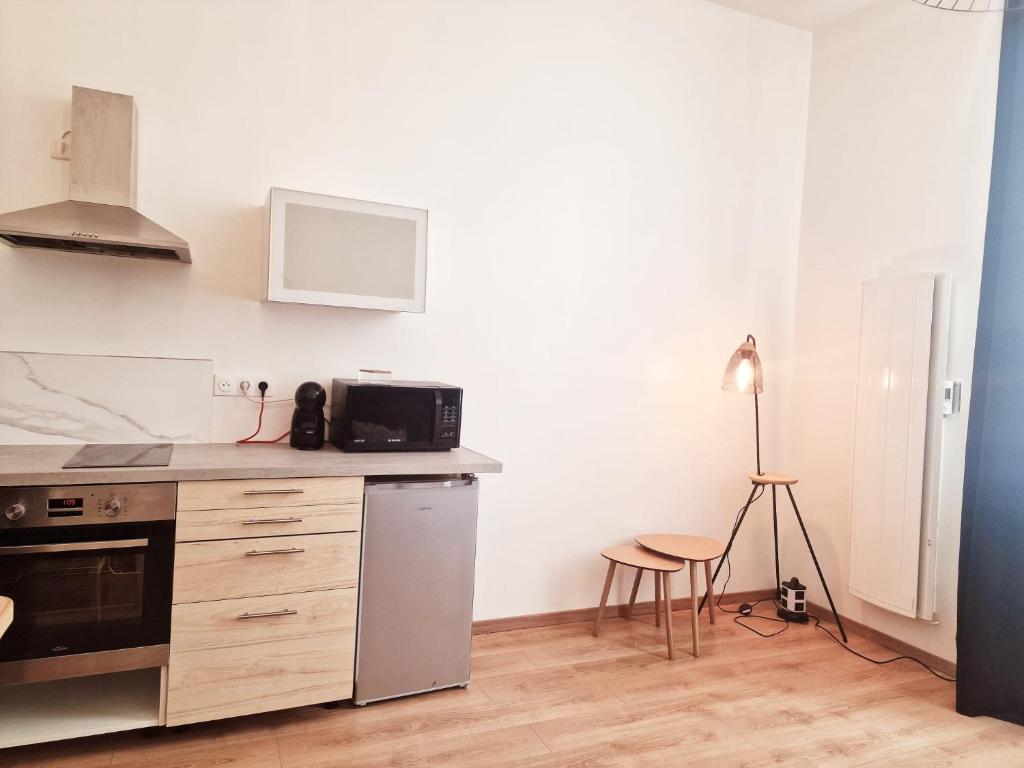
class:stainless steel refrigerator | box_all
[353,477,479,705]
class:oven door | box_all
[344,386,442,451]
[0,520,173,683]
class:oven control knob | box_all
[4,503,26,521]
[101,499,122,517]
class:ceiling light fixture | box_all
[911,0,1024,12]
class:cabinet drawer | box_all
[172,532,360,604]
[170,589,356,652]
[175,502,361,542]
[177,476,363,512]
[166,594,355,725]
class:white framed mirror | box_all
[263,188,427,312]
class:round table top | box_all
[635,534,725,562]
[601,544,685,572]
[749,472,798,486]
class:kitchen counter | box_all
[0,443,502,486]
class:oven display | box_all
[48,497,84,510]
[47,497,84,517]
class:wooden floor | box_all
[6,603,1023,767]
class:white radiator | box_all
[849,274,939,618]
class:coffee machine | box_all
[290,382,326,450]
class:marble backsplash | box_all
[0,351,212,444]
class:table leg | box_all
[704,560,715,625]
[662,571,674,660]
[772,484,781,599]
[785,485,849,643]
[689,561,700,657]
[592,561,616,638]
[626,569,643,620]
[654,571,661,627]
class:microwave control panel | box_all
[438,389,462,447]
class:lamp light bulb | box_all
[735,359,754,391]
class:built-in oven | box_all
[0,482,175,685]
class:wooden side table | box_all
[593,544,686,660]
[635,534,725,658]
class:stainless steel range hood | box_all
[0,86,190,263]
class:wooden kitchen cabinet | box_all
[174,501,362,542]
[172,532,360,604]
[177,475,363,513]
[166,590,357,726]
[166,476,363,726]
[169,589,357,652]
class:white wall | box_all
[786,0,1001,661]
[0,0,812,620]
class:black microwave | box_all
[330,379,462,452]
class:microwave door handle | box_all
[0,539,149,555]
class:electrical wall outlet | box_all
[213,374,236,396]
[238,374,274,398]
[213,373,274,397]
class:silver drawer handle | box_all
[236,609,298,620]
[242,488,304,495]
[244,546,305,557]
[242,516,304,525]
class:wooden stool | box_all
[634,534,725,658]
[593,544,686,660]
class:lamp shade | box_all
[722,337,763,394]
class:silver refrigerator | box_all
[353,476,479,705]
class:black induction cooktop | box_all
[62,443,174,469]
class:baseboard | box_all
[471,592,957,677]
[807,600,956,678]
[471,588,776,635]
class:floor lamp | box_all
[700,334,849,643]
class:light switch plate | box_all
[943,380,962,416]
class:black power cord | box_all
[713,487,789,638]
[735,608,789,638]
[714,484,764,612]
[712,485,956,683]
[808,613,956,683]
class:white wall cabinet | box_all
[263,188,427,312]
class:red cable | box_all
[236,399,265,443]
[243,429,291,444]
[236,398,291,444]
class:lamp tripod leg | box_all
[699,484,758,615]
[784,485,848,643]
[772,485,780,599]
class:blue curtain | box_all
[957,9,1024,727]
